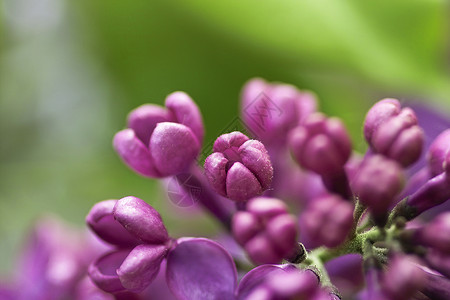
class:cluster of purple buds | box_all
[113,92,204,177]
[204,132,273,202]
[232,197,298,264]
[6,81,446,299]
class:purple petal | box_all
[213,131,249,153]
[117,244,168,293]
[364,98,400,142]
[245,234,280,264]
[165,92,204,145]
[113,196,169,244]
[232,211,262,245]
[239,140,273,190]
[226,162,262,202]
[246,197,288,220]
[237,265,285,299]
[88,250,129,293]
[204,152,228,197]
[127,104,172,146]
[149,122,200,176]
[166,238,237,300]
[86,200,141,247]
[113,129,160,177]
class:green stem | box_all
[349,199,366,238]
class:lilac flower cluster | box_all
[5,79,450,300]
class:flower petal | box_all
[165,92,204,145]
[127,104,172,146]
[118,244,168,293]
[204,152,229,197]
[113,129,160,177]
[226,162,262,202]
[113,196,169,244]
[150,122,200,176]
[88,250,129,293]
[239,140,273,190]
[237,265,285,299]
[166,238,237,300]
[86,200,141,247]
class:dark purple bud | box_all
[300,194,353,248]
[113,196,169,244]
[114,92,203,178]
[428,129,450,177]
[241,78,316,145]
[407,171,450,215]
[382,255,425,300]
[86,200,141,247]
[204,132,273,202]
[364,99,424,167]
[166,238,237,300]
[416,212,450,253]
[351,155,404,223]
[288,113,352,177]
[232,197,298,264]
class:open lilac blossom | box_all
[75,82,450,300]
[113,92,204,178]
[364,99,424,167]
[204,131,273,202]
[232,197,298,264]
[300,194,354,248]
[241,78,317,146]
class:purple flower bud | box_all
[300,194,353,248]
[86,200,141,247]
[416,212,450,253]
[89,245,168,294]
[364,99,424,167]
[288,113,352,177]
[407,171,450,215]
[351,155,404,224]
[113,196,169,245]
[113,92,204,177]
[231,197,298,264]
[241,78,317,145]
[382,255,425,300]
[204,132,273,202]
[428,129,450,177]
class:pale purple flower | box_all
[204,131,273,202]
[113,92,204,178]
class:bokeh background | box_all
[0,0,449,275]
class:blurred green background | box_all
[0,0,449,274]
